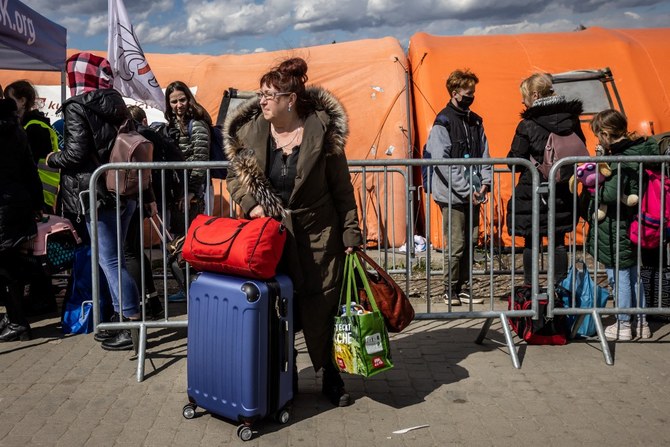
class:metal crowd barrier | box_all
[547,155,670,366]
[87,157,562,379]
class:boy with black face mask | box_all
[423,69,491,307]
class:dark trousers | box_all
[523,235,568,286]
[0,249,32,326]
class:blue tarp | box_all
[0,0,66,71]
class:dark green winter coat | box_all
[581,137,659,268]
[224,87,363,370]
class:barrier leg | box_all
[499,314,521,369]
[475,318,493,344]
[570,314,586,339]
[135,324,147,382]
[475,316,520,369]
[592,311,613,366]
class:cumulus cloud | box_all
[84,15,107,37]
[20,0,670,53]
[464,19,578,35]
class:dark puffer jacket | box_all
[581,137,659,268]
[506,96,585,237]
[47,89,129,214]
[0,99,43,250]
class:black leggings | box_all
[0,249,32,326]
[523,235,568,286]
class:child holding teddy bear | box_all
[580,109,659,341]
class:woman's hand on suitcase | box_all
[145,201,158,217]
[249,205,266,219]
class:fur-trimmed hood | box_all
[521,95,583,135]
[223,86,349,218]
[224,86,348,160]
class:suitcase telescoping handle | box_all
[148,214,173,243]
[273,292,290,373]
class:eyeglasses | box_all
[256,90,291,101]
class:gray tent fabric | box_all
[0,0,66,71]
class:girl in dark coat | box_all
[506,73,585,285]
[584,109,657,341]
[225,58,363,407]
[0,96,44,341]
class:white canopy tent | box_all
[0,0,66,99]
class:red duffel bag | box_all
[182,214,287,279]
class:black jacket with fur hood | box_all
[506,95,585,237]
[224,86,363,370]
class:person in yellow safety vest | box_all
[5,80,60,213]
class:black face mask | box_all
[456,95,474,110]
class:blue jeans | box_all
[87,201,140,318]
[606,266,646,323]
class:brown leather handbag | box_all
[355,250,415,332]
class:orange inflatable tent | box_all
[409,27,670,248]
[0,37,412,248]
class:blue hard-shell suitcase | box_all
[182,272,294,441]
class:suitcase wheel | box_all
[236,424,254,441]
[274,408,290,425]
[182,403,196,419]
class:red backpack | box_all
[106,120,153,196]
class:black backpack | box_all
[145,122,184,206]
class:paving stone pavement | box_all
[2,311,670,447]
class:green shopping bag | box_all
[332,253,394,377]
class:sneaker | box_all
[168,290,187,303]
[604,321,632,341]
[458,292,484,305]
[443,293,461,306]
[636,321,652,339]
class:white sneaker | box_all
[443,293,461,306]
[604,321,632,341]
[636,321,652,339]
[458,292,484,305]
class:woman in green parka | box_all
[224,57,363,407]
[582,109,658,341]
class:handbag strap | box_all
[351,253,381,314]
[356,250,401,291]
[192,218,246,246]
[339,254,355,314]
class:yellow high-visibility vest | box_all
[24,119,60,209]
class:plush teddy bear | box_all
[569,162,639,221]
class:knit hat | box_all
[66,52,114,97]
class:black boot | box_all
[94,313,120,342]
[147,294,164,320]
[101,329,134,351]
[0,323,32,342]
[322,364,351,407]
[0,313,9,332]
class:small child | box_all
[583,109,659,341]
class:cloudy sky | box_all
[23,0,670,55]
